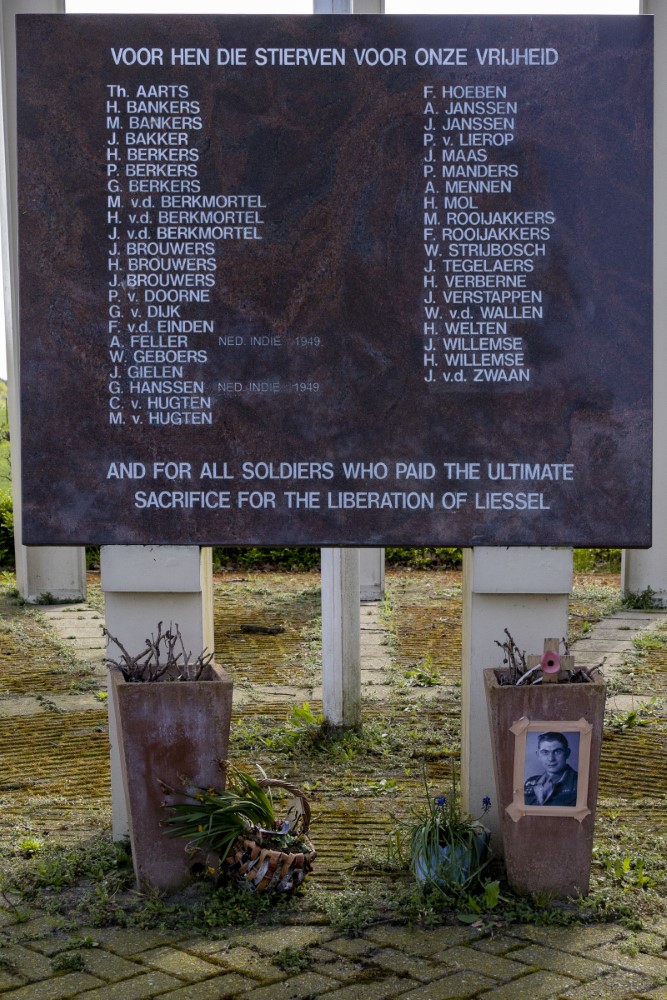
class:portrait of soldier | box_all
[524,731,578,807]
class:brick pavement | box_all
[1,916,667,998]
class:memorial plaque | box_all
[17,15,653,546]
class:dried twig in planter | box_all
[104,621,214,683]
[494,631,605,686]
[494,628,528,684]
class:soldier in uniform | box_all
[524,731,578,807]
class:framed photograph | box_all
[506,717,593,822]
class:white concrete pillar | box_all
[314,0,363,730]
[622,0,667,603]
[101,545,214,838]
[461,547,573,843]
[0,0,86,602]
[321,547,361,728]
[360,548,385,601]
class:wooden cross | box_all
[525,637,574,684]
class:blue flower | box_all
[435,795,447,807]
[482,796,492,813]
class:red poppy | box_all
[540,650,561,674]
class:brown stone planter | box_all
[110,664,233,891]
[484,668,606,898]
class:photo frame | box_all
[506,717,593,822]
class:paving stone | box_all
[175,935,237,957]
[364,924,483,958]
[509,943,613,980]
[558,969,660,999]
[472,937,525,957]
[398,970,498,999]
[508,923,626,953]
[0,943,55,981]
[241,971,339,999]
[438,945,530,982]
[356,946,442,983]
[478,970,578,999]
[310,977,412,1000]
[75,971,184,999]
[587,945,667,978]
[232,924,333,955]
[87,927,186,957]
[139,945,225,981]
[308,947,377,983]
[80,948,147,981]
[0,969,26,990]
[22,935,84,957]
[158,973,258,999]
[325,936,379,958]
[632,932,667,955]
[1,971,103,998]
[5,916,66,943]
[214,945,288,983]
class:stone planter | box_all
[110,664,233,891]
[484,668,606,898]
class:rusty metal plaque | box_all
[17,15,653,546]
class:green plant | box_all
[18,837,43,857]
[607,698,659,732]
[404,654,440,687]
[273,946,313,974]
[52,950,85,972]
[606,855,658,890]
[632,633,666,651]
[0,489,14,567]
[397,766,491,891]
[161,763,296,864]
[286,702,324,737]
[312,885,380,936]
[622,586,661,610]
[573,548,622,573]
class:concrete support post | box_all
[360,549,385,601]
[461,547,573,845]
[321,547,361,728]
[622,0,666,603]
[314,0,363,730]
[101,545,214,839]
[0,0,86,602]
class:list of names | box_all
[422,83,555,386]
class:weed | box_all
[273,946,313,974]
[619,936,640,957]
[622,587,661,610]
[632,634,666,651]
[34,592,68,606]
[404,655,441,688]
[18,837,43,857]
[35,694,64,714]
[312,885,379,936]
[52,951,85,972]
[573,548,622,573]
[605,855,658,890]
[2,836,133,902]
[606,698,660,732]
